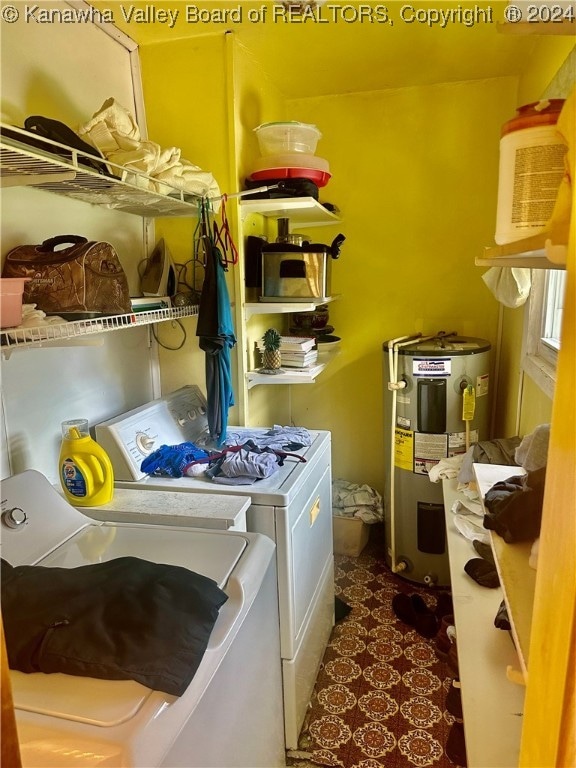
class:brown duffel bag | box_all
[2,235,131,315]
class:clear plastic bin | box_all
[255,121,322,155]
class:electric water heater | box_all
[383,334,491,587]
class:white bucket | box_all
[495,100,566,245]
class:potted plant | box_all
[261,328,282,371]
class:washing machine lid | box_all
[36,522,247,583]
[3,471,248,728]
[10,526,247,727]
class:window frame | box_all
[521,268,566,399]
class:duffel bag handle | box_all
[40,235,88,252]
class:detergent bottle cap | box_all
[61,419,89,440]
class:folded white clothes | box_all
[451,497,483,517]
[8,305,67,340]
[19,304,66,326]
[79,98,221,201]
[428,454,464,483]
[453,513,490,545]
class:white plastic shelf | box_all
[245,295,339,320]
[0,123,202,218]
[240,197,340,227]
[0,305,198,354]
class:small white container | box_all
[255,122,322,156]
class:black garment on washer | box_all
[1,556,228,696]
[483,467,546,544]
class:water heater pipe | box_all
[387,333,436,573]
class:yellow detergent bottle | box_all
[59,419,114,506]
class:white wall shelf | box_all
[0,305,198,355]
[443,477,526,768]
[247,361,327,388]
[244,295,339,320]
[0,124,202,218]
[240,197,341,227]
[246,348,342,388]
[473,463,536,684]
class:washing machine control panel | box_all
[95,386,210,481]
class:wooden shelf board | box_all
[480,230,567,269]
[473,464,535,682]
[443,478,525,768]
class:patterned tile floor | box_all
[287,528,464,768]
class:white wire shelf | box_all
[0,123,204,218]
[0,305,199,353]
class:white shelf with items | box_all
[0,123,202,218]
[0,305,198,356]
[246,348,340,389]
[473,463,536,683]
[240,197,340,227]
[244,295,340,320]
[442,477,526,768]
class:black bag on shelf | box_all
[1,116,116,178]
[242,177,319,200]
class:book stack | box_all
[258,336,318,369]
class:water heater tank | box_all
[383,335,491,587]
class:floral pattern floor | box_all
[287,529,464,768]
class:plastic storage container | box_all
[59,419,114,506]
[495,99,566,245]
[0,278,30,328]
[255,122,322,155]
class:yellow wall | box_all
[139,35,239,414]
[286,78,516,490]
[228,35,292,427]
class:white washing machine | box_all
[1,470,286,768]
[94,385,335,749]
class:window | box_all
[522,269,567,398]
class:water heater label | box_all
[476,374,489,397]
[394,428,413,471]
[414,432,448,475]
[449,430,479,454]
[412,358,451,377]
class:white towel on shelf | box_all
[79,98,221,201]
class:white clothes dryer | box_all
[94,385,335,749]
[1,470,286,768]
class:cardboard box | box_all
[333,516,370,557]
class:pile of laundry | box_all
[79,98,220,200]
[140,429,309,485]
[332,479,384,524]
[428,423,550,573]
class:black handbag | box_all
[1,116,116,178]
